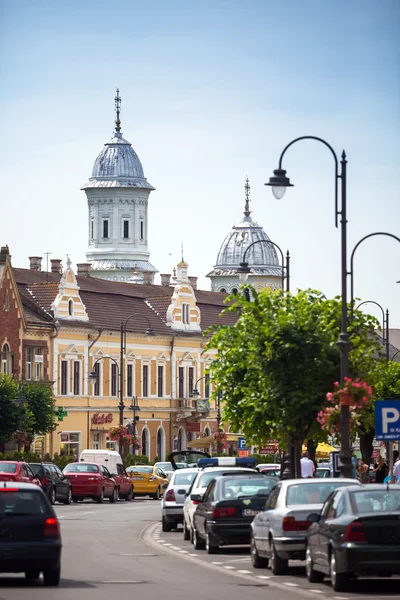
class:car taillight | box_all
[44,517,60,537]
[165,489,176,502]
[344,521,366,543]
[149,476,156,482]
[212,506,236,518]
[87,477,100,481]
[42,477,49,486]
[0,487,19,492]
[282,517,310,531]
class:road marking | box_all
[224,566,235,570]
[309,591,324,594]
[188,553,198,556]
[256,575,271,580]
[237,570,252,574]
[211,561,223,565]
[284,582,299,587]
[100,580,142,584]
[179,550,189,553]
[170,546,182,550]
[162,543,172,546]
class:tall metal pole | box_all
[386,309,390,361]
[216,393,222,457]
[286,250,290,292]
[119,322,125,457]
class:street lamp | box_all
[355,301,389,361]
[266,136,352,478]
[128,398,141,455]
[191,376,222,456]
[237,239,290,292]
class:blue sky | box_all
[1,0,399,327]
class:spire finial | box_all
[181,242,184,262]
[114,88,122,133]
[244,177,251,217]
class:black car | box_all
[0,482,62,585]
[306,484,400,592]
[29,462,72,505]
[192,473,276,554]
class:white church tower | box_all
[81,89,157,283]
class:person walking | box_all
[373,454,387,483]
[300,451,315,478]
[357,460,369,483]
[393,452,400,483]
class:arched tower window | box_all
[68,299,74,316]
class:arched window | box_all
[220,288,226,293]
[177,427,186,452]
[231,288,238,295]
[1,343,10,374]
[141,427,150,458]
[156,427,165,461]
[68,299,73,316]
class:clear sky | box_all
[1,0,399,327]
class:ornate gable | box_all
[166,261,201,332]
[51,258,89,322]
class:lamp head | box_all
[88,370,98,381]
[265,169,293,199]
[145,326,155,337]
[191,388,200,398]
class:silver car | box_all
[250,478,361,575]
[161,468,199,532]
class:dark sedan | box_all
[29,463,72,505]
[192,473,276,554]
[0,482,62,585]
[306,484,400,592]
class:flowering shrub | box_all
[108,426,133,444]
[326,377,372,407]
[11,430,30,445]
[212,430,229,451]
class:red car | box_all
[112,463,134,501]
[63,462,117,503]
[0,461,41,486]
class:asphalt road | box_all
[0,498,399,600]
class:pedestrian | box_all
[351,454,359,479]
[373,454,387,483]
[357,460,369,483]
[393,451,400,483]
[300,451,315,478]
[73,454,78,462]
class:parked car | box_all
[315,467,331,478]
[79,450,133,500]
[182,457,257,542]
[250,478,361,574]
[29,463,72,505]
[306,484,400,592]
[0,482,62,585]
[192,473,276,553]
[63,462,117,503]
[0,461,41,486]
[154,461,189,480]
[259,465,281,478]
[161,468,199,532]
[126,465,168,499]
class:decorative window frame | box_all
[142,361,150,397]
[60,358,69,396]
[102,217,110,240]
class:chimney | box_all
[50,259,62,274]
[188,276,198,290]
[142,271,153,285]
[77,263,92,277]
[160,274,171,286]
[29,256,42,271]
[0,246,10,263]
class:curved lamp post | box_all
[266,136,352,478]
[237,239,290,293]
[355,301,389,361]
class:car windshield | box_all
[0,491,49,515]
[173,472,197,485]
[28,464,42,476]
[127,466,153,474]
[221,478,274,499]
[155,463,172,471]
[197,470,244,489]
[64,464,99,473]
[286,482,350,506]
[315,469,330,478]
[351,489,400,513]
[0,463,17,473]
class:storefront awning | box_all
[187,433,241,449]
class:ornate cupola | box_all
[207,179,283,293]
[81,89,158,283]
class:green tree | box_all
[23,382,56,438]
[207,288,380,477]
[0,374,19,449]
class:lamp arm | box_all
[242,239,285,289]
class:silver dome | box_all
[215,216,280,269]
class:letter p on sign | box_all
[382,408,400,433]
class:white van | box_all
[79,450,134,500]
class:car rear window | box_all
[64,463,99,473]
[173,472,197,485]
[0,490,50,515]
[155,463,172,471]
[351,489,400,513]
[128,466,153,474]
[197,470,250,489]
[286,482,349,506]
[0,463,17,473]
[221,478,275,499]
[29,464,42,476]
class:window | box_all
[34,347,43,381]
[123,219,129,239]
[178,367,184,398]
[203,480,216,503]
[140,220,144,240]
[142,364,149,397]
[127,364,133,397]
[188,367,194,396]
[73,361,80,395]
[205,374,210,399]
[102,219,109,239]
[231,288,238,295]
[93,362,100,396]
[220,288,226,293]
[106,439,115,451]
[60,432,80,457]
[182,303,190,324]
[157,365,164,397]
[61,360,68,395]
[68,299,73,316]
[26,347,33,380]
[111,363,118,397]
[1,344,10,374]
[90,219,94,240]
[265,485,281,510]
[93,432,101,450]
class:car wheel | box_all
[152,487,160,500]
[63,488,72,505]
[330,551,349,592]
[109,487,118,503]
[306,545,324,583]
[43,566,61,586]
[162,517,172,532]
[190,525,194,544]
[270,538,288,575]
[193,527,205,550]
[49,486,56,505]
[251,533,268,568]
[125,486,133,501]
[183,520,191,541]
[96,489,105,504]
[72,496,79,503]
[205,530,218,554]
[25,570,40,580]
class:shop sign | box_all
[91,413,113,425]
[238,450,249,457]
[186,422,201,432]
[259,440,279,454]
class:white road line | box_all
[170,546,182,550]
[179,550,189,553]
[237,570,252,574]
[188,553,198,556]
[256,575,271,580]
[211,561,223,565]
[284,582,299,587]
[162,543,172,546]
[224,566,235,570]
[308,591,324,594]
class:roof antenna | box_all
[44,252,52,282]
[114,88,122,133]
[244,177,251,217]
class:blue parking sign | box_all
[238,437,247,450]
[375,400,400,440]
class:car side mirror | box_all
[190,493,203,502]
[307,512,321,523]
